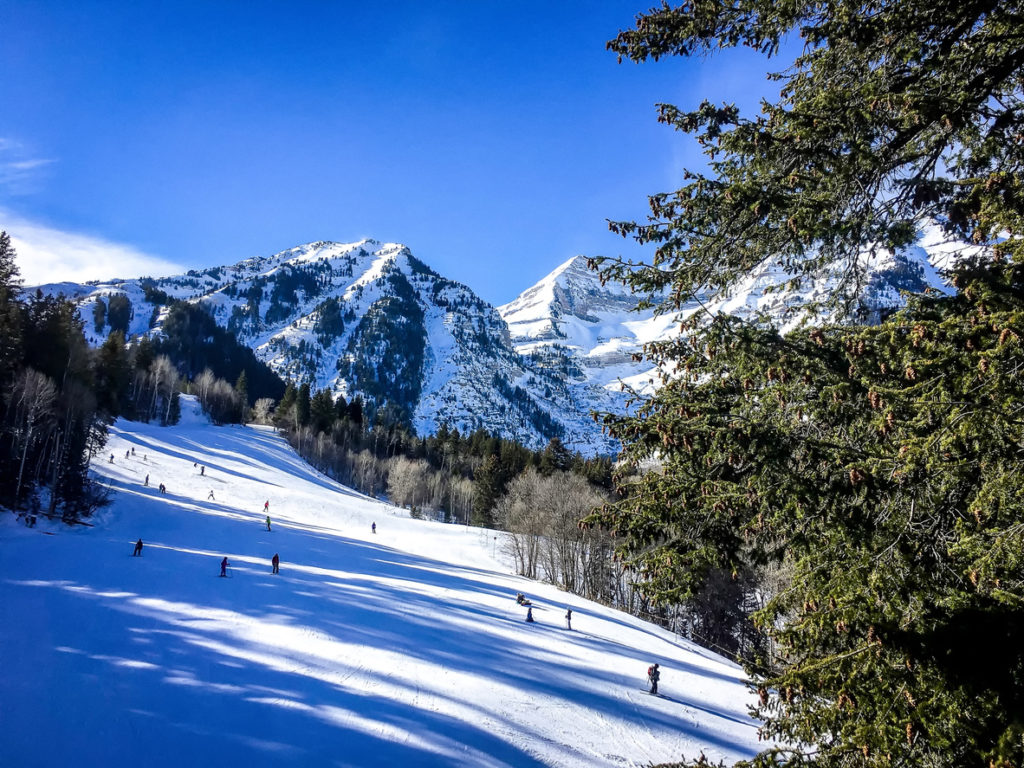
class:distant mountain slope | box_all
[35,224,982,454]
[38,240,616,453]
[498,222,983,395]
[0,398,765,767]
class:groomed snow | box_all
[1,397,763,768]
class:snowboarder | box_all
[144,474,149,487]
[371,522,376,534]
[565,607,572,630]
[647,663,660,695]
[200,465,205,476]
[220,557,229,577]
[526,606,535,623]
[266,515,272,531]
[208,490,215,501]
[133,538,143,556]
[272,553,280,574]
[516,593,531,606]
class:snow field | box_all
[1,397,762,767]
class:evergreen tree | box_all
[94,331,131,417]
[348,396,364,432]
[334,392,349,423]
[234,370,249,423]
[593,1,1024,765]
[0,232,24,387]
[92,298,106,334]
[106,294,132,335]
[539,437,572,476]
[295,382,312,428]
[275,382,297,427]
[310,388,335,434]
[471,454,503,527]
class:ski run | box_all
[1,396,763,768]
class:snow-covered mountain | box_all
[498,223,983,396]
[38,225,981,454]
[42,240,617,454]
[0,398,765,767]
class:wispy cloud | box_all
[0,138,56,194]
[0,210,185,286]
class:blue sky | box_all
[0,1,780,305]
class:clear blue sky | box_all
[0,1,779,305]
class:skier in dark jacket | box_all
[133,538,143,556]
[272,553,280,574]
[565,607,572,630]
[526,606,535,623]
[220,557,229,577]
[648,663,661,695]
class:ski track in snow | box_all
[0,396,764,768]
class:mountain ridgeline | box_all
[40,230,969,454]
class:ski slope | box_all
[1,397,763,768]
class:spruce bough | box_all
[592,1,1024,765]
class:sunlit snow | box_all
[1,396,763,767]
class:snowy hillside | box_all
[499,222,984,396]
[0,397,763,768]
[499,255,677,405]
[35,240,615,454]
[32,224,981,454]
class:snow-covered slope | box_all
[499,223,984,396]
[499,255,676,405]
[0,399,763,767]
[36,240,614,454]
[33,224,982,455]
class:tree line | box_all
[0,233,186,521]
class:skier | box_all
[565,607,573,630]
[131,447,135,456]
[159,483,166,494]
[265,515,272,532]
[220,557,229,577]
[272,553,280,574]
[526,606,535,623]
[125,450,130,459]
[264,500,270,513]
[208,490,215,501]
[200,465,205,476]
[371,522,376,534]
[144,474,149,487]
[647,663,660,695]
[133,538,143,556]
[109,454,114,463]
